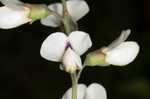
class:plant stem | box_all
[61,0,71,35]
[71,73,77,99]
[61,0,78,99]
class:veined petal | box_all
[69,31,92,55]
[62,84,87,99]
[40,3,62,27]
[40,14,61,27]
[40,32,68,62]
[67,0,89,21]
[0,6,30,29]
[85,83,107,99]
[104,41,140,66]
[62,47,82,73]
[48,3,62,15]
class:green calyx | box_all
[85,48,110,67]
[24,4,50,23]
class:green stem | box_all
[61,0,78,99]
[61,0,71,35]
[71,73,77,99]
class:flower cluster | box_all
[0,0,140,99]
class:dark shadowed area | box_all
[0,0,149,99]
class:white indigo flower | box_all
[41,0,89,27]
[40,31,92,73]
[62,83,107,99]
[0,0,31,29]
[102,29,140,66]
[85,29,140,67]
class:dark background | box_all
[0,0,149,99]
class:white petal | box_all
[67,0,89,21]
[40,15,62,27]
[0,0,25,10]
[48,3,63,15]
[85,83,107,99]
[40,32,68,62]
[40,3,62,27]
[69,31,92,55]
[105,41,140,66]
[62,84,87,99]
[62,47,82,73]
[0,6,30,29]
[106,29,131,51]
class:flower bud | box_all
[61,48,82,73]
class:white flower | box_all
[0,0,31,29]
[62,83,107,99]
[40,31,92,73]
[41,0,89,27]
[102,29,140,66]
